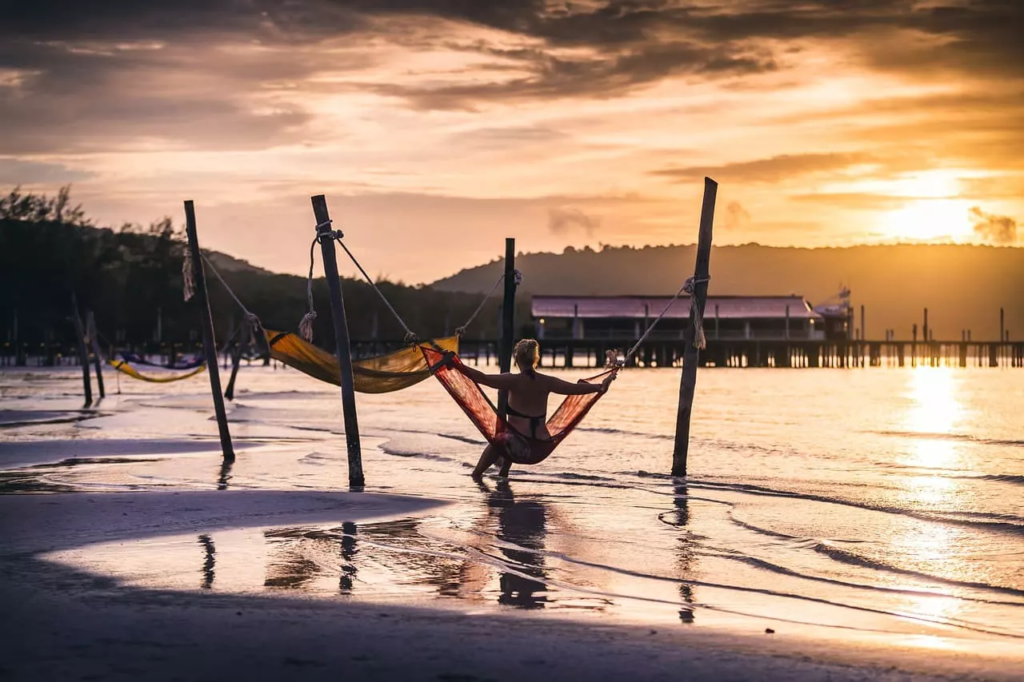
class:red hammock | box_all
[421,346,616,465]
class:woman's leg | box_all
[471,443,501,479]
[496,458,512,478]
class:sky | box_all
[1,0,1022,283]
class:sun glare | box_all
[881,198,974,242]
[875,171,980,242]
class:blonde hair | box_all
[513,338,540,375]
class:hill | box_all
[432,244,1024,341]
[0,219,511,351]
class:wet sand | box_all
[0,490,1019,682]
[3,366,1024,680]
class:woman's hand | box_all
[598,372,617,394]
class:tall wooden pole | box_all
[310,195,364,487]
[86,310,105,399]
[70,292,93,407]
[497,238,516,416]
[672,178,717,477]
[184,201,234,463]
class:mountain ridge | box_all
[430,243,1024,341]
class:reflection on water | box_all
[217,458,233,491]
[198,534,215,590]
[903,367,965,471]
[485,482,549,609]
[671,483,697,624]
[340,521,357,594]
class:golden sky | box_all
[1,1,1021,282]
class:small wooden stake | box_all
[497,237,516,415]
[672,177,718,477]
[224,323,248,401]
[310,195,364,487]
[86,310,105,399]
[184,201,234,463]
[70,292,93,407]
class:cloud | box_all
[652,153,870,184]
[0,158,95,184]
[969,206,1017,245]
[548,207,601,237]
[723,201,751,230]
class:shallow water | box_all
[2,362,1023,649]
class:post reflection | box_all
[670,482,697,624]
[198,534,215,589]
[216,458,233,491]
[484,481,549,609]
[340,521,357,594]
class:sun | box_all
[876,170,976,242]
[881,198,974,242]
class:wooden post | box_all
[224,323,248,401]
[70,292,93,407]
[497,238,516,416]
[86,310,105,399]
[310,195,364,487]
[1000,308,1005,342]
[672,177,717,477]
[184,201,235,463]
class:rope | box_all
[182,248,195,302]
[455,269,523,337]
[200,255,262,331]
[333,236,418,343]
[298,237,318,341]
[622,276,710,364]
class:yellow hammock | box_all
[107,359,207,383]
[264,329,458,394]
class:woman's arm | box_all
[543,372,616,396]
[460,365,518,390]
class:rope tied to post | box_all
[619,275,711,364]
[298,236,320,341]
[455,269,523,337]
[684,276,711,350]
[182,248,196,302]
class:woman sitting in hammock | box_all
[460,339,615,480]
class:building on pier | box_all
[532,295,828,342]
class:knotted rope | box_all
[455,269,523,337]
[301,220,419,344]
[182,248,195,302]
[684,276,710,351]
[620,275,711,365]
[299,236,319,341]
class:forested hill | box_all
[432,244,1024,341]
[0,219,516,349]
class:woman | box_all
[460,338,615,480]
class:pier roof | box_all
[532,295,820,320]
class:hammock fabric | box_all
[119,352,205,370]
[264,329,459,395]
[107,359,207,383]
[421,346,614,465]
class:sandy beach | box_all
[2,365,1023,681]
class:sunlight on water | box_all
[906,367,962,437]
[4,364,1024,651]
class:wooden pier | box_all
[351,338,1024,370]
[5,337,1023,370]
